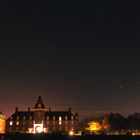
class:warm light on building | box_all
[69,130,74,136]
[0,113,6,133]
[86,121,102,132]
[10,121,13,126]
[6,96,79,134]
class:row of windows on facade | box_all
[10,116,75,121]
[9,121,75,126]
[9,126,74,132]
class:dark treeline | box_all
[103,113,140,131]
[79,113,140,131]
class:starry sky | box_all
[0,1,140,118]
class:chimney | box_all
[28,107,30,111]
[49,107,51,112]
[15,107,18,112]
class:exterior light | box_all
[36,126,43,133]
[69,130,74,136]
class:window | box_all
[16,121,19,125]
[71,116,74,121]
[10,121,13,126]
[53,116,55,121]
[23,116,26,121]
[38,104,41,108]
[59,121,62,125]
[71,121,74,125]
[65,121,68,125]
[17,116,19,120]
[47,116,49,121]
[65,127,68,131]
[59,117,62,121]
[59,116,62,125]
[65,116,68,121]
[29,116,32,120]
[38,112,41,117]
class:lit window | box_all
[59,121,62,125]
[65,116,68,121]
[59,117,62,121]
[71,116,74,121]
[59,116,62,125]
[10,121,13,126]
[16,121,19,125]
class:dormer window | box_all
[38,104,41,108]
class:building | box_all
[6,96,79,134]
[0,112,6,133]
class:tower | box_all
[33,96,46,133]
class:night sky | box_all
[0,1,140,118]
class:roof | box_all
[34,96,46,109]
[7,111,76,121]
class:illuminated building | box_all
[6,96,79,134]
[0,112,6,133]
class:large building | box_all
[6,96,79,134]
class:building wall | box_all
[6,115,79,133]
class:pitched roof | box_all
[7,111,75,121]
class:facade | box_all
[0,112,6,133]
[6,96,79,134]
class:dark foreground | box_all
[1,134,140,140]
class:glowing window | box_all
[38,104,41,108]
[59,117,62,121]
[10,121,13,126]
[16,121,19,125]
[65,116,68,121]
[71,116,74,121]
[59,121,62,125]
